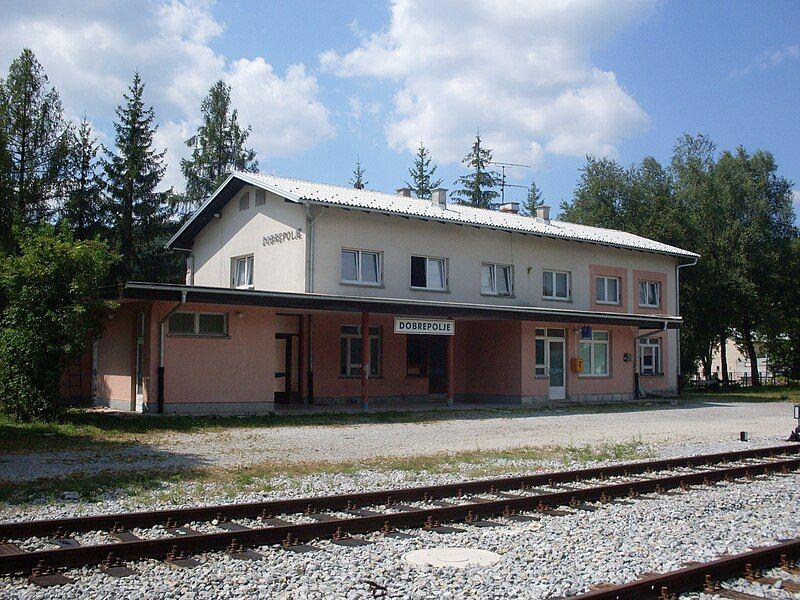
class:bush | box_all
[0,226,117,421]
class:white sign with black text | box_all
[394,317,455,335]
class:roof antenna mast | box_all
[488,161,531,204]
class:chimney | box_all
[498,202,520,214]
[431,188,448,208]
[534,205,551,222]
[396,187,412,197]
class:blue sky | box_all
[1,0,798,216]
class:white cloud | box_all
[732,44,800,77]
[321,0,652,168]
[0,0,334,190]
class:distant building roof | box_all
[168,171,700,259]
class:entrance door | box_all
[547,332,566,400]
[427,336,447,395]
[274,334,299,403]
[134,312,145,412]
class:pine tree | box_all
[103,72,177,282]
[0,49,71,230]
[521,178,543,216]
[0,98,13,255]
[405,141,442,199]
[181,80,257,209]
[350,158,367,189]
[451,132,500,208]
[61,117,105,239]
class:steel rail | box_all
[1,455,798,576]
[570,538,800,599]
[2,443,797,540]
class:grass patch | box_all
[0,440,650,505]
[683,384,799,404]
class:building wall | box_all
[95,302,139,410]
[156,301,276,414]
[192,186,307,292]
[311,206,679,315]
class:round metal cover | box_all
[403,547,502,568]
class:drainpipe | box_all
[675,257,698,393]
[634,321,668,400]
[304,202,325,403]
[157,289,187,414]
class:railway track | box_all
[2,443,799,588]
[570,537,800,599]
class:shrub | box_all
[0,226,117,421]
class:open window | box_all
[411,255,447,290]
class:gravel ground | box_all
[1,400,796,482]
[1,436,799,599]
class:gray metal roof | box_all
[168,171,699,259]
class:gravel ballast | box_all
[1,436,799,599]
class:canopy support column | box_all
[361,311,370,410]
[446,331,455,408]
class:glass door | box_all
[546,329,566,400]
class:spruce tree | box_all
[405,141,442,199]
[350,158,367,189]
[451,132,500,208]
[0,49,71,230]
[61,117,105,239]
[181,80,257,209]
[103,72,176,282]
[521,178,543,216]
[0,98,13,254]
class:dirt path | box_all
[1,401,795,482]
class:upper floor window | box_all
[543,270,570,300]
[341,249,382,286]
[238,190,250,211]
[596,276,620,305]
[254,189,266,206]
[168,312,227,337]
[340,325,381,377]
[481,263,513,296]
[639,281,661,307]
[411,255,447,290]
[578,330,609,376]
[639,337,662,375]
[233,255,254,289]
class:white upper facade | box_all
[171,172,698,317]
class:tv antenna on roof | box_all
[489,161,531,204]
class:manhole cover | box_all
[403,547,502,568]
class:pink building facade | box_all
[94,173,697,414]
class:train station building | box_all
[94,172,698,414]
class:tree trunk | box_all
[719,335,729,384]
[741,327,760,386]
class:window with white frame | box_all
[481,263,513,296]
[543,270,570,300]
[578,330,609,376]
[639,280,661,307]
[168,312,227,336]
[340,249,382,285]
[534,329,547,376]
[339,325,381,377]
[639,337,662,375]
[232,255,254,289]
[595,276,620,304]
[410,255,447,290]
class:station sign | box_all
[394,317,455,335]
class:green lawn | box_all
[683,383,799,404]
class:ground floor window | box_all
[168,312,228,336]
[639,337,662,375]
[340,325,381,377]
[578,330,609,376]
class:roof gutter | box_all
[156,289,187,414]
[675,256,699,389]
